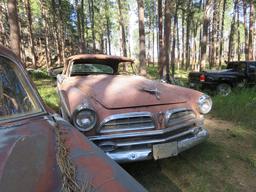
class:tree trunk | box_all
[52,0,64,66]
[219,0,226,68]
[117,0,127,71]
[40,0,51,69]
[89,0,96,52]
[152,0,156,66]
[200,0,211,71]
[248,0,254,60]
[181,10,185,69]
[171,1,178,78]
[137,0,146,76]
[228,0,238,62]
[81,0,85,52]
[0,3,7,46]
[185,1,192,70]
[75,0,82,52]
[117,0,127,57]
[7,0,21,58]
[176,14,180,70]
[243,0,249,60]
[158,0,165,78]
[164,0,171,81]
[105,0,111,55]
[212,1,220,68]
[25,0,37,68]
[237,4,241,61]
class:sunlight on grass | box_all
[212,88,256,128]
[32,77,59,111]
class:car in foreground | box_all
[57,54,212,163]
[0,45,146,192]
[188,61,256,96]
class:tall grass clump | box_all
[212,88,256,128]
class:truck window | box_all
[227,62,246,73]
[248,64,256,73]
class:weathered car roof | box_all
[68,54,134,63]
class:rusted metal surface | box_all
[0,45,147,191]
[67,54,134,63]
[57,53,211,163]
[0,116,62,192]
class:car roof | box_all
[67,54,134,64]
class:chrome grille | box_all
[99,112,155,133]
[165,108,196,127]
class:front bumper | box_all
[89,126,208,163]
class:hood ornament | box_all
[141,87,161,100]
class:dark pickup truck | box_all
[188,61,256,96]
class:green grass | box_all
[212,88,256,128]
[30,71,59,111]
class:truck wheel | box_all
[237,79,246,88]
[217,83,232,96]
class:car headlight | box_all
[197,94,212,114]
[73,108,97,131]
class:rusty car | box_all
[0,45,146,191]
[57,54,212,163]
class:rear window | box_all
[227,62,246,73]
[71,63,114,75]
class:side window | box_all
[248,64,256,73]
[0,56,42,120]
[237,63,247,73]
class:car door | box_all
[247,62,256,85]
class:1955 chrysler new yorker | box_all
[57,54,212,163]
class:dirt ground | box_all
[123,117,256,192]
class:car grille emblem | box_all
[141,87,161,100]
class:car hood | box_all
[0,116,62,191]
[72,75,187,109]
[0,115,146,191]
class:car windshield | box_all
[0,56,43,121]
[71,63,114,75]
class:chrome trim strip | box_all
[98,112,155,133]
[105,128,208,163]
[56,86,71,117]
[90,119,197,141]
[110,127,198,147]
[100,125,155,134]
[164,108,194,127]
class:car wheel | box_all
[217,83,232,96]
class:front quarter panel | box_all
[55,116,147,192]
